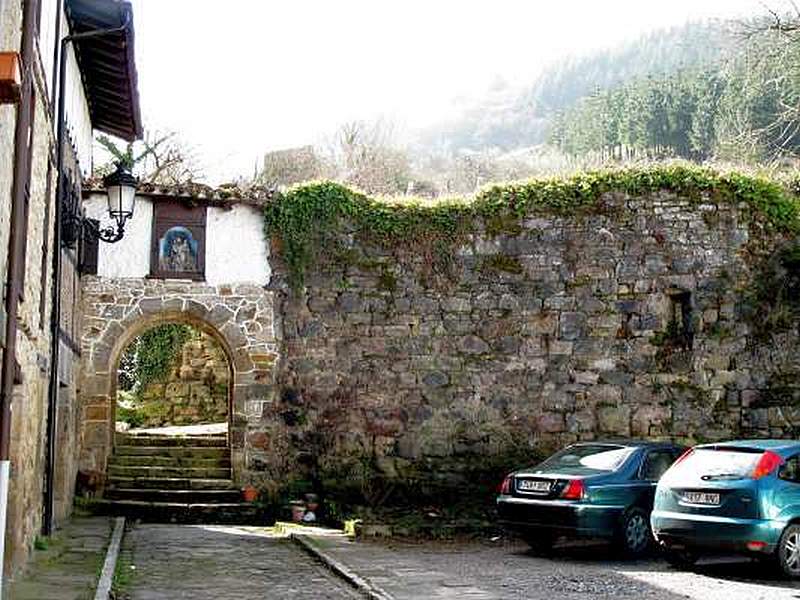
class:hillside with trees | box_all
[414,21,733,154]
[551,23,800,164]
[253,13,800,198]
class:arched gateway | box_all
[78,188,277,486]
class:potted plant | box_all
[242,485,259,502]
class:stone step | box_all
[108,455,231,469]
[89,499,263,525]
[109,476,238,490]
[114,446,229,459]
[104,488,242,503]
[107,465,231,479]
[115,434,228,448]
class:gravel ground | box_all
[339,537,800,600]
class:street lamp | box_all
[96,161,138,243]
[60,161,138,247]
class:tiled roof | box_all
[66,0,142,141]
[82,179,278,207]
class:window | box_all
[779,456,800,484]
[639,450,677,481]
[666,288,693,349]
[537,444,635,473]
[150,201,206,280]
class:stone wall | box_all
[260,190,800,500]
[79,277,278,482]
[129,331,230,427]
[0,17,88,575]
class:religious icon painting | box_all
[150,201,206,280]
[159,226,199,273]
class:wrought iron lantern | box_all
[62,161,138,248]
[101,161,138,240]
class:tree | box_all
[331,119,411,195]
[95,129,202,184]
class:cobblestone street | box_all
[117,524,359,600]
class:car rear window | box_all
[537,444,634,472]
[664,447,763,481]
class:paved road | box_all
[306,535,800,600]
[117,524,800,600]
[117,524,359,599]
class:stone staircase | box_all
[98,432,260,524]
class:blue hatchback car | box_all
[651,440,800,578]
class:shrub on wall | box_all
[263,165,800,291]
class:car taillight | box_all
[752,451,783,480]
[497,476,512,495]
[561,479,585,500]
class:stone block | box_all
[138,297,164,315]
[538,412,565,433]
[422,371,449,388]
[85,405,108,421]
[458,335,489,355]
[597,405,631,435]
[559,312,586,340]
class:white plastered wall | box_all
[84,193,153,278]
[206,204,271,286]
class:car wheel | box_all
[778,524,800,579]
[522,532,554,555]
[664,548,698,569]
[617,508,651,557]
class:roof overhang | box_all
[65,0,142,141]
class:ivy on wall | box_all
[118,324,193,391]
[263,165,800,291]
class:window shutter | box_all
[80,218,99,275]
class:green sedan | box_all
[497,441,684,556]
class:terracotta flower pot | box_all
[242,486,259,502]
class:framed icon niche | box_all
[150,200,206,280]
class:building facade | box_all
[0,0,140,578]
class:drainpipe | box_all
[0,0,40,589]
[49,1,62,112]
[42,13,132,537]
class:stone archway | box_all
[79,277,278,483]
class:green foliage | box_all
[33,536,49,551]
[420,22,728,151]
[264,166,800,290]
[551,29,800,163]
[112,554,135,596]
[743,241,800,339]
[119,324,193,391]
[377,269,397,292]
[115,403,146,429]
[480,254,524,275]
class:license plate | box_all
[683,492,720,505]
[517,479,551,493]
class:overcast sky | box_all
[130,0,766,182]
